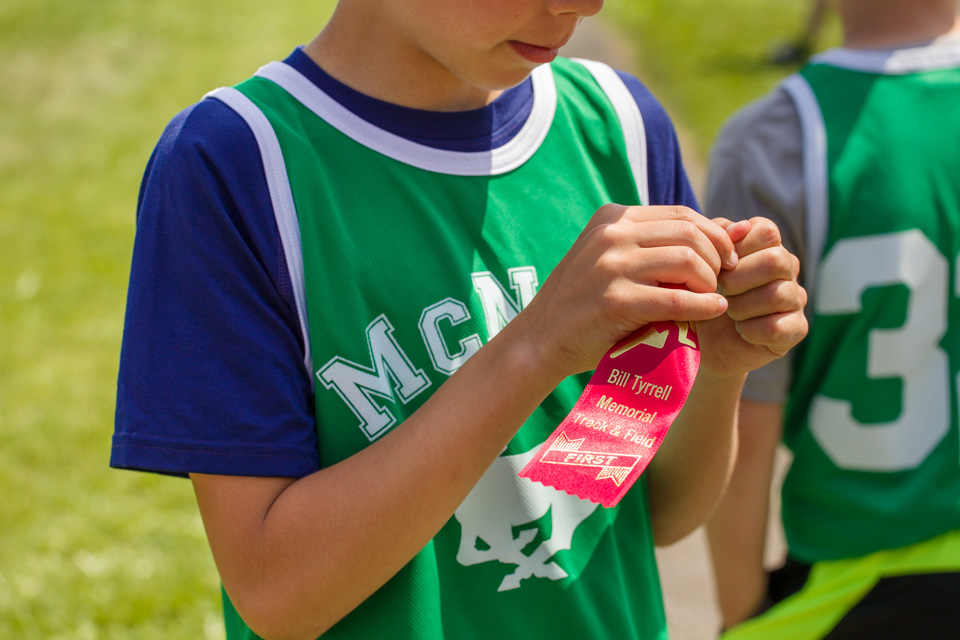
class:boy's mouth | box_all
[509,40,560,64]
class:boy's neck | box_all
[840,0,960,49]
[303,7,502,112]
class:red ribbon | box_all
[519,320,700,507]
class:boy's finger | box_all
[620,246,720,294]
[724,219,752,245]
[724,278,807,323]
[733,310,809,356]
[622,205,739,269]
[735,217,783,258]
[711,216,734,228]
[624,221,726,278]
[719,246,800,297]
[627,286,729,324]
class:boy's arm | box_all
[192,322,564,639]
[192,204,743,640]
[706,399,784,628]
[646,217,805,545]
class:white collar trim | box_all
[253,61,557,176]
[812,37,960,74]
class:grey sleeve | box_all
[704,88,809,404]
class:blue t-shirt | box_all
[111,47,698,479]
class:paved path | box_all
[560,18,790,640]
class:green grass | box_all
[0,1,835,637]
[1,1,332,638]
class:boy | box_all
[705,0,960,637]
[112,1,807,638]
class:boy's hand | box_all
[517,204,737,380]
[695,216,807,378]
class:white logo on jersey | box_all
[419,298,483,376]
[470,267,539,340]
[454,447,599,592]
[320,269,541,440]
[317,314,431,441]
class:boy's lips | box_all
[509,40,562,64]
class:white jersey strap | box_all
[570,58,650,206]
[205,86,314,384]
[782,73,828,292]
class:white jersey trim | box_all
[782,74,828,293]
[252,61,557,176]
[571,58,649,206]
[812,38,960,75]
[206,86,314,384]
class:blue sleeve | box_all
[111,99,320,479]
[616,71,699,211]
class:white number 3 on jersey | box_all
[812,230,953,471]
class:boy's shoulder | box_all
[713,85,800,164]
[152,96,257,171]
[612,67,676,134]
[141,89,269,218]
[553,57,675,129]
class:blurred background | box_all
[0,1,838,638]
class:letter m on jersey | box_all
[317,314,431,441]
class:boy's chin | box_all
[478,65,543,92]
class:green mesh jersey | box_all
[212,57,668,639]
[780,46,960,563]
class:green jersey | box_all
[212,57,669,639]
[780,46,960,563]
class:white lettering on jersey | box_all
[320,268,540,438]
[455,447,599,591]
[418,298,483,376]
[317,314,431,441]
[471,267,539,340]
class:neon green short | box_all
[721,529,960,640]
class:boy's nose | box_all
[548,0,604,18]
